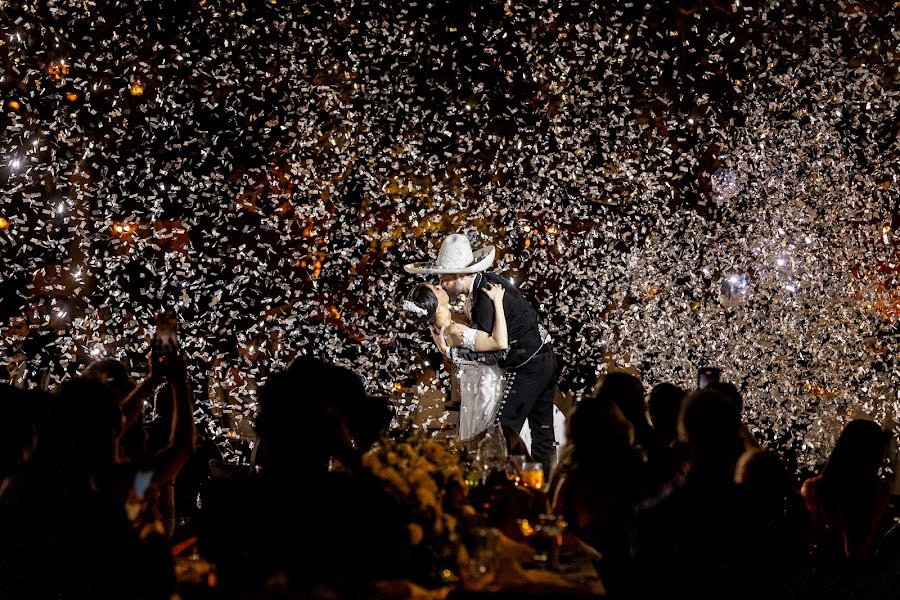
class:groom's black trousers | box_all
[498,350,557,470]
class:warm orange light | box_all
[130,81,144,96]
[521,468,544,490]
[114,224,124,233]
[519,519,534,536]
[66,92,78,101]
[8,99,20,110]
[329,306,341,319]
[0,216,8,230]
[47,63,68,80]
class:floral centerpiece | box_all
[362,431,476,584]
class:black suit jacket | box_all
[452,272,545,369]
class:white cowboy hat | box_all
[404,233,495,275]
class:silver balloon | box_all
[711,168,741,205]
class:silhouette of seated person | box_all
[632,388,764,600]
[735,448,809,595]
[0,378,173,599]
[198,356,412,596]
[550,394,645,596]
[707,381,760,452]
[594,372,660,466]
[801,419,891,564]
[647,382,688,490]
[0,383,41,482]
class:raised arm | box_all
[444,284,507,351]
[150,352,196,482]
[120,354,162,433]
[148,352,196,538]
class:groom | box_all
[405,233,557,468]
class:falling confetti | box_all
[1,1,897,469]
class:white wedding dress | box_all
[454,326,566,459]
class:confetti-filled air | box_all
[1,1,897,470]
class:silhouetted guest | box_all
[801,419,891,563]
[0,378,173,599]
[198,357,412,596]
[708,381,760,451]
[81,358,144,465]
[594,372,661,467]
[648,382,685,446]
[81,358,136,403]
[647,382,688,489]
[550,395,645,596]
[632,388,763,600]
[81,350,196,540]
[0,384,41,481]
[735,448,809,595]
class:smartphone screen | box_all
[698,367,721,389]
[153,309,178,353]
[133,470,154,498]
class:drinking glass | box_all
[520,461,544,490]
[507,454,527,484]
[520,513,566,565]
[462,527,500,582]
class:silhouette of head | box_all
[648,382,686,444]
[707,381,744,414]
[818,419,888,519]
[568,395,635,467]
[255,356,384,474]
[81,359,135,402]
[47,378,124,472]
[595,371,650,436]
[678,388,742,474]
[736,448,793,511]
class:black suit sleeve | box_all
[446,347,505,365]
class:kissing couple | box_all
[404,233,565,469]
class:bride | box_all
[405,282,509,442]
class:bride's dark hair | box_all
[406,284,438,324]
